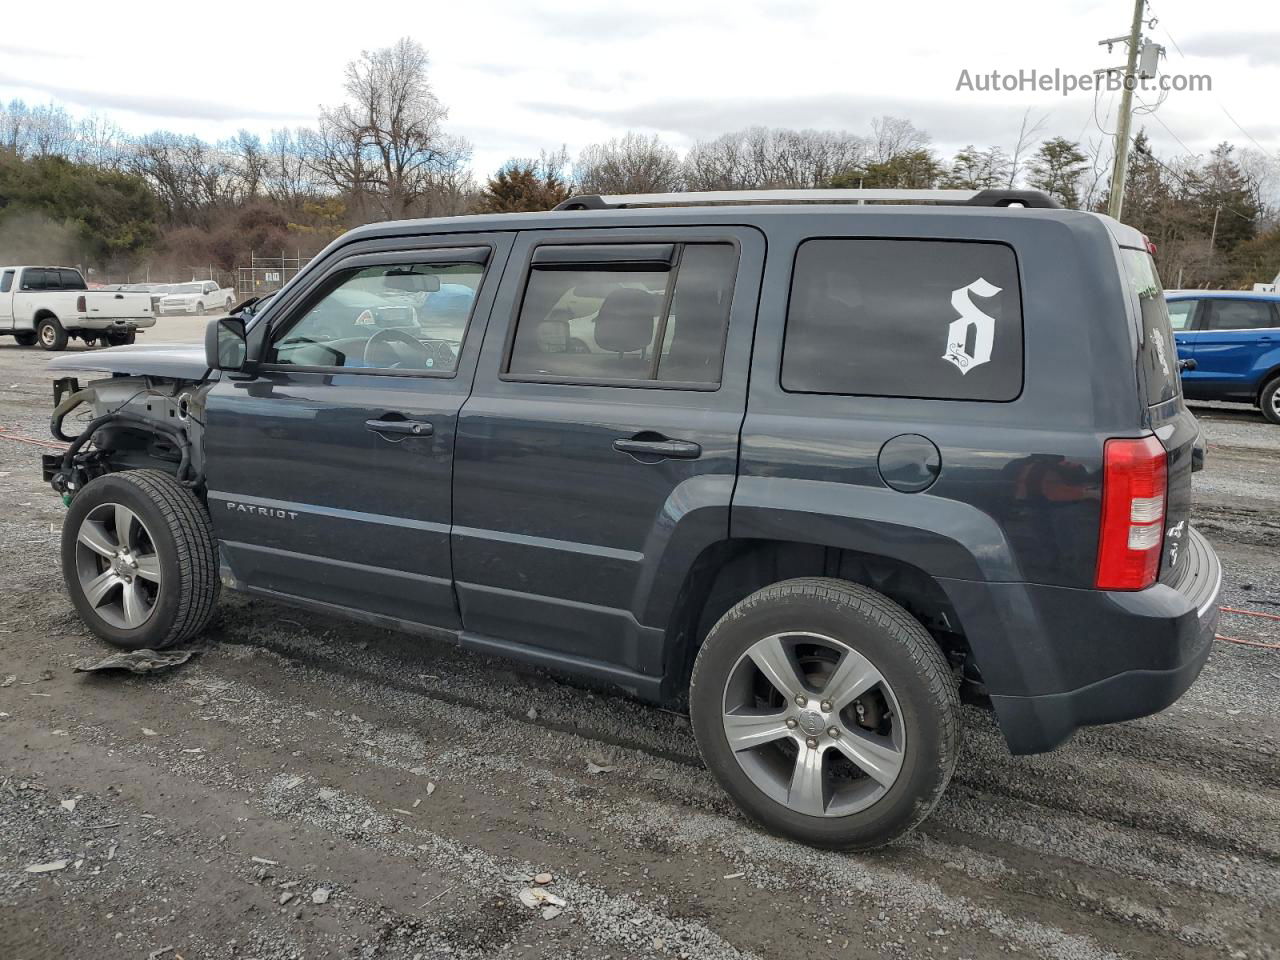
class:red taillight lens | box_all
[76,295,86,312]
[1095,435,1168,590]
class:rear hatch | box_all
[1121,245,1198,586]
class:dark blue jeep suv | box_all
[42,188,1222,850]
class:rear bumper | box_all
[941,526,1221,754]
[76,317,156,331]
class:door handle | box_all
[613,436,702,460]
[366,418,433,438]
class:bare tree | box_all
[685,127,866,189]
[313,37,471,220]
[1006,109,1048,188]
[868,116,931,165]
[574,132,683,194]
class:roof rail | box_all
[554,188,1062,211]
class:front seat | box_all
[593,289,657,374]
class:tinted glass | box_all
[1166,299,1197,330]
[21,269,47,290]
[1207,299,1276,331]
[1121,248,1179,406]
[271,261,483,373]
[783,239,1023,400]
[0,271,12,293]
[59,269,86,290]
[507,242,737,385]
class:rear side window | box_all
[782,239,1023,400]
[0,270,12,293]
[59,269,86,290]
[21,269,47,290]
[507,242,737,386]
[1121,248,1179,406]
[1206,299,1277,331]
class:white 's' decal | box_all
[943,277,1001,375]
[1150,326,1171,378]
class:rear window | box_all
[782,239,1023,401]
[1121,248,1179,406]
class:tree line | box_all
[0,36,1275,289]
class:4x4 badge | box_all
[943,277,1002,375]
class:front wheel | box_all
[62,470,219,650]
[37,316,68,351]
[1260,377,1280,426]
[196,300,207,316]
[690,577,960,850]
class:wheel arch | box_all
[660,537,977,704]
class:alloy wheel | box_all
[721,631,905,817]
[74,503,162,630]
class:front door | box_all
[204,235,512,630]
[451,226,764,684]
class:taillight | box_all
[76,295,86,312]
[1095,435,1168,590]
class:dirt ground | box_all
[1,321,1277,960]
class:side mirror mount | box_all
[206,317,250,372]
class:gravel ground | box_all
[0,326,1276,960]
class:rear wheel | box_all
[690,577,960,850]
[1260,377,1280,426]
[62,470,219,650]
[37,316,68,351]
[14,331,38,347]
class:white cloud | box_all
[0,0,1274,179]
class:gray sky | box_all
[1,0,1276,177]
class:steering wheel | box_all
[363,327,434,369]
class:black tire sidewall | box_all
[691,586,955,849]
[1261,379,1280,426]
[61,474,186,650]
[38,318,67,351]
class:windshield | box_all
[1121,247,1179,406]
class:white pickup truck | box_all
[0,266,156,351]
[156,281,236,316]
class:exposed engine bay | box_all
[46,374,211,501]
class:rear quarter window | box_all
[782,238,1023,401]
[1121,248,1179,406]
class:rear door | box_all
[204,234,512,630]
[451,226,763,682]
[1192,298,1278,397]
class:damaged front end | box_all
[45,374,211,502]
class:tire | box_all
[690,577,960,851]
[196,300,206,316]
[37,316,68,351]
[107,329,137,346]
[1260,377,1280,426]
[61,470,219,650]
[14,331,38,347]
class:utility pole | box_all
[1104,0,1146,222]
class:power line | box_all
[1150,6,1275,156]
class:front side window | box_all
[1206,299,1276,331]
[269,260,484,373]
[1166,299,1198,330]
[783,239,1023,401]
[507,242,737,385]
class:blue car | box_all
[1166,290,1280,424]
